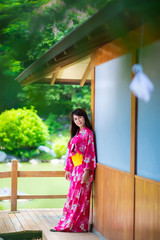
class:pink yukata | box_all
[54,127,96,232]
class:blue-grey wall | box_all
[137,41,160,181]
[95,53,131,172]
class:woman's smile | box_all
[73,115,85,130]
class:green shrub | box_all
[0,107,49,157]
[14,148,40,159]
[44,114,63,134]
[34,152,54,161]
[53,136,69,159]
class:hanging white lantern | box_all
[129,64,154,102]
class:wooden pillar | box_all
[91,62,95,129]
[130,50,138,240]
[130,50,138,175]
[11,160,18,211]
[89,61,95,232]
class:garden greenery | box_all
[0,108,49,158]
[44,113,64,134]
[53,136,69,159]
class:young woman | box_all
[50,108,96,232]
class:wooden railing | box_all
[0,160,67,211]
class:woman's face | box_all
[73,115,85,130]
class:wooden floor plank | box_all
[48,210,60,226]
[42,209,61,228]
[26,209,49,231]
[20,210,40,230]
[32,209,52,230]
[8,212,24,232]
[1,213,15,232]
[15,212,32,231]
[52,209,62,221]
[0,215,8,233]
[0,209,100,240]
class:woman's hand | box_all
[82,169,90,184]
[65,171,71,180]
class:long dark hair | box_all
[70,108,92,138]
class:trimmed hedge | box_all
[0,108,49,157]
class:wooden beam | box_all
[0,196,11,200]
[80,57,94,87]
[38,78,91,85]
[50,67,60,85]
[18,170,65,177]
[0,172,11,178]
[17,195,67,199]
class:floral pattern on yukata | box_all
[54,127,96,232]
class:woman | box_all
[50,108,96,232]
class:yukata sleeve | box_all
[83,131,96,171]
[64,145,74,173]
[64,155,74,173]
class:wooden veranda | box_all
[0,160,100,239]
[0,209,100,240]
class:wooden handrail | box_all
[0,171,65,178]
[18,170,65,177]
[0,160,66,211]
[0,172,11,178]
[17,195,67,199]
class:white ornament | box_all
[129,64,154,102]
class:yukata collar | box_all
[77,126,87,134]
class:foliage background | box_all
[0,0,109,159]
[0,0,108,115]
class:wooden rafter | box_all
[80,56,94,87]
[50,67,60,85]
[21,56,90,86]
[39,78,91,85]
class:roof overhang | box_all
[16,0,160,86]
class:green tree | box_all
[0,0,108,113]
[17,84,91,117]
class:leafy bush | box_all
[34,152,54,162]
[53,136,69,159]
[44,113,62,134]
[0,107,49,158]
[14,148,40,159]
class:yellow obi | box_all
[71,152,83,167]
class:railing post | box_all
[11,159,18,211]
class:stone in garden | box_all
[29,159,41,165]
[21,156,29,162]
[5,154,18,162]
[0,187,10,196]
[6,162,22,169]
[0,151,7,162]
[0,187,30,202]
[50,159,60,165]
[38,145,56,157]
